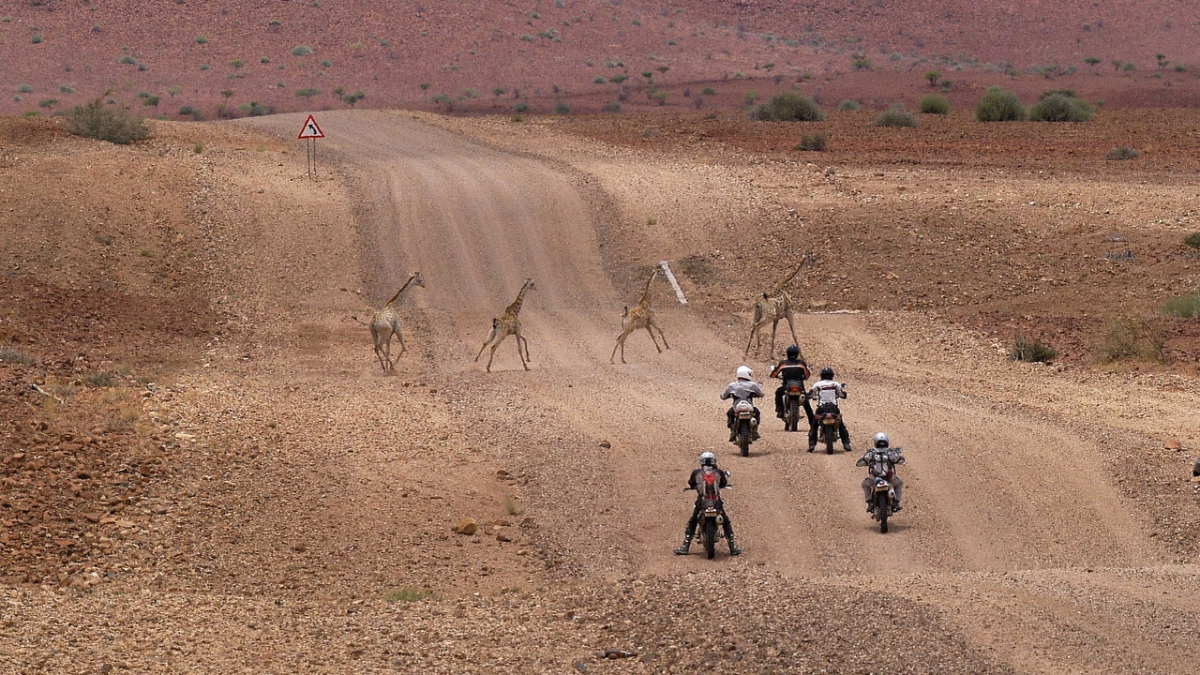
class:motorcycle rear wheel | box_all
[738,428,750,457]
[704,519,717,559]
[823,426,836,454]
[876,494,891,533]
[785,399,799,432]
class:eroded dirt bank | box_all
[1,111,1199,673]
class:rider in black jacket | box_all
[768,344,814,429]
[674,452,741,556]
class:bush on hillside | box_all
[975,86,1024,122]
[750,91,824,121]
[876,103,915,127]
[918,93,950,114]
[1029,93,1093,122]
[837,99,860,111]
[1162,293,1200,318]
[64,96,150,144]
[1010,335,1056,363]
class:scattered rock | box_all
[454,518,478,535]
[599,440,611,449]
[291,542,307,552]
[604,648,636,659]
[1164,438,1183,450]
[496,531,512,542]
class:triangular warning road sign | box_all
[297,114,325,139]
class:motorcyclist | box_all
[806,366,851,453]
[674,451,741,556]
[856,432,905,512]
[721,365,764,443]
[769,344,814,428]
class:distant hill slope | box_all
[1,0,1196,118]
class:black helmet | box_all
[820,366,834,380]
[786,344,800,360]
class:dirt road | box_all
[216,110,1200,673]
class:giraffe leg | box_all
[485,333,508,373]
[651,320,670,350]
[475,324,498,362]
[517,328,531,363]
[769,320,780,359]
[645,326,662,353]
[515,330,530,370]
[744,325,758,357]
[370,327,389,372]
[610,332,626,364]
[393,320,407,359]
[785,311,798,346]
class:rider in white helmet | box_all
[674,451,741,556]
[856,432,905,512]
[721,365,764,443]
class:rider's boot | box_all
[727,534,742,556]
[673,533,693,555]
[866,500,874,513]
[892,500,902,512]
[750,418,760,441]
[843,442,852,454]
[728,429,736,443]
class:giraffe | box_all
[745,256,811,358]
[364,272,424,373]
[475,278,536,373]
[610,266,670,364]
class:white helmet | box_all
[874,432,890,448]
[700,451,716,467]
[736,365,753,380]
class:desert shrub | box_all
[240,102,271,116]
[795,133,827,151]
[918,93,950,114]
[876,103,915,127]
[513,101,529,113]
[1184,232,1200,249]
[1029,93,1093,122]
[195,35,208,44]
[837,99,860,111]
[64,96,151,144]
[31,35,43,44]
[1162,293,1200,318]
[386,587,432,602]
[1010,335,1056,363]
[1096,317,1166,363]
[59,84,75,94]
[85,373,117,388]
[602,101,621,113]
[291,45,313,56]
[554,101,570,114]
[17,84,34,93]
[295,87,319,98]
[750,90,824,122]
[701,86,716,95]
[743,90,758,105]
[119,55,136,65]
[0,349,35,365]
[1105,147,1139,161]
[519,34,534,42]
[593,76,606,84]
[975,86,1024,122]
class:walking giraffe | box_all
[364,271,425,373]
[610,266,670,364]
[745,256,811,358]
[475,278,536,373]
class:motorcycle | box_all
[869,476,897,533]
[860,448,903,534]
[814,406,843,454]
[687,476,732,559]
[782,381,805,432]
[732,399,758,457]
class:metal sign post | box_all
[297,114,325,178]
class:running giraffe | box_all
[610,266,670,364]
[365,272,424,373]
[745,256,810,358]
[475,278,536,373]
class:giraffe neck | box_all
[386,274,418,305]
[506,280,532,317]
[637,269,659,307]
